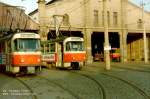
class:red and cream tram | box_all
[41,37,86,69]
[0,32,41,74]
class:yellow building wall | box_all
[127,38,145,61]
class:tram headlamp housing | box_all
[20,59,25,63]
[37,58,41,62]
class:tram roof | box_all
[41,36,83,45]
[0,32,39,41]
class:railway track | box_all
[74,67,150,99]
[100,73,150,99]
[86,63,150,74]
[112,66,150,73]
[70,71,106,99]
[15,73,80,99]
[16,77,38,99]
[37,75,81,99]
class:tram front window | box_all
[14,39,40,51]
[66,41,84,51]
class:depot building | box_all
[29,0,150,64]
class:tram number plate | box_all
[42,54,55,61]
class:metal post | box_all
[103,0,111,70]
[53,15,59,66]
[142,0,148,63]
[53,16,59,36]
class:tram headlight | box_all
[37,58,41,62]
[73,57,75,60]
[20,59,25,63]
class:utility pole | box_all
[103,0,111,70]
[141,0,148,63]
[53,15,64,67]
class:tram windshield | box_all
[13,38,40,51]
[66,41,84,51]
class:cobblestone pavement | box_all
[0,62,150,99]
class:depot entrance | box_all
[91,32,120,62]
[127,33,150,61]
[47,30,83,39]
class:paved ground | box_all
[0,62,150,99]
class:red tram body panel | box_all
[11,52,41,66]
[63,52,86,62]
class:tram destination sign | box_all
[42,54,56,62]
[20,34,36,38]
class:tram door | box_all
[56,42,64,67]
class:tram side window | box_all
[0,43,4,53]
[14,39,17,51]
[41,43,55,53]
[7,41,11,52]
[66,42,71,51]
[50,43,55,52]
[13,39,24,51]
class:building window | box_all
[137,19,143,28]
[107,11,110,26]
[93,10,99,27]
[102,11,110,26]
[102,11,104,26]
[63,14,69,26]
[113,12,118,26]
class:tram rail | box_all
[37,75,81,99]
[16,77,38,99]
[70,71,106,99]
[112,65,150,73]
[15,74,80,99]
[75,66,150,99]
[100,73,150,99]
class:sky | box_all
[0,0,150,14]
[129,0,150,11]
[0,0,47,14]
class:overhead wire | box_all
[63,0,90,14]
[126,0,150,25]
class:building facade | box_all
[29,0,150,64]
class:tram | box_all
[41,37,86,69]
[0,32,41,74]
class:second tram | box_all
[41,37,86,69]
